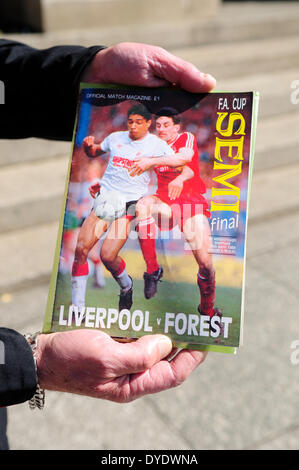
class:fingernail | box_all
[203,73,216,84]
[158,336,173,357]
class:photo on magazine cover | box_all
[43,84,258,352]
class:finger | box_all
[174,188,179,199]
[130,349,207,396]
[84,136,93,145]
[152,48,216,93]
[97,349,207,403]
[107,334,173,376]
[129,165,139,174]
[169,188,178,200]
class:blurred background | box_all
[1,0,299,450]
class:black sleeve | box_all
[0,40,105,141]
[0,328,37,407]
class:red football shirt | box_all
[155,132,206,199]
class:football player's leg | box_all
[100,216,133,310]
[88,240,105,288]
[182,214,216,317]
[136,196,159,275]
[136,197,171,299]
[72,212,108,308]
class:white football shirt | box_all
[99,131,174,202]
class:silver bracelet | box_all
[24,332,45,410]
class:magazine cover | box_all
[43,84,259,353]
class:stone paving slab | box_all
[249,242,299,298]
[218,68,299,100]
[253,145,299,173]
[0,222,58,292]
[251,427,299,451]
[0,156,68,209]
[249,162,299,223]
[2,25,299,80]
[2,2,299,51]
[171,35,299,80]
[247,212,299,260]
[8,390,189,450]
[255,111,299,156]
[41,0,219,32]
[218,68,299,120]
[0,156,68,232]
[0,139,69,168]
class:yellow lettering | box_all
[211,161,242,213]
[216,112,246,136]
[212,161,242,198]
[212,110,246,213]
[214,136,244,162]
[210,201,240,212]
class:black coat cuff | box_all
[0,328,37,407]
[0,40,105,140]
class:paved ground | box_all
[1,1,299,450]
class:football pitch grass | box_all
[49,272,242,349]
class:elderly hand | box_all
[81,42,216,92]
[35,330,207,402]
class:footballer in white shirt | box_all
[71,104,193,312]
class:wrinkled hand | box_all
[168,175,184,200]
[82,42,216,92]
[129,157,153,177]
[35,330,207,403]
[89,182,101,199]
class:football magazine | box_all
[43,84,259,353]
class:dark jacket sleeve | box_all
[0,39,105,141]
[0,41,105,406]
[0,328,37,407]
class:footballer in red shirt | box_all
[130,108,222,331]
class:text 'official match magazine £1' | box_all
[43,84,259,354]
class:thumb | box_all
[109,335,173,376]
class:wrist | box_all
[174,174,185,183]
[34,333,55,390]
[25,332,46,409]
[81,47,110,83]
[152,157,164,167]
